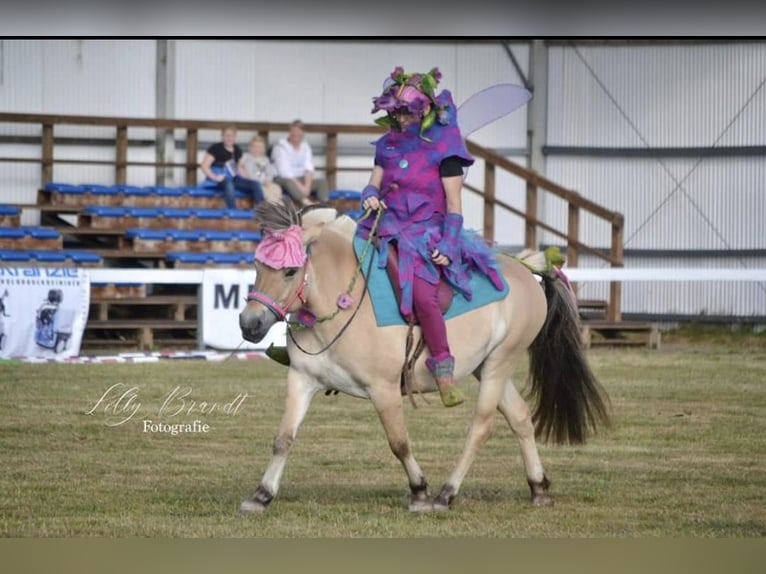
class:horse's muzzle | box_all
[239,309,274,343]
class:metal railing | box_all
[0,112,625,320]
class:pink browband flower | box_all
[254,225,307,269]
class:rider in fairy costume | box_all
[357,67,505,408]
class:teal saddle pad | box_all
[353,235,509,327]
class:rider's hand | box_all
[431,249,450,266]
[363,196,382,211]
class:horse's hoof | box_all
[239,499,268,515]
[408,498,434,512]
[531,494,554,507]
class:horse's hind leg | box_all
[240,368,319,514]
[496,378,553,506]
[368,385,432,512]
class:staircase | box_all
[578,299,660,349]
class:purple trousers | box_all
[412,275,451,364]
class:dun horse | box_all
[239,199,610,513]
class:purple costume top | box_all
[357,89,504,317]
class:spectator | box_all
[199,126,265,209]
[241,135,283,203]
[271,119,329,206]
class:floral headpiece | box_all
[371,66,450,140]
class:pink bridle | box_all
[246,266,309,321]
[247,225,310,321]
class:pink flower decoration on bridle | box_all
[254,225,307,269]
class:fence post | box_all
[567,201,580,299]
[483,162,496,242]
[608,216,624,322]
[115,125,128,185]
[325,132,338,191]
[41,123,54,186]
[525,178,538,249]
[186,128,198,186]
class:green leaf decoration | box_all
[375,116,395,128]
[421,109,436,131]
[421,74,436,95]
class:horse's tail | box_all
[521,254,611,445]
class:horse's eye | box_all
[284,268,299,278]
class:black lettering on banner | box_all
[214,284,240,309]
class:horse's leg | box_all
[368,385,432,512]
[240,368,319,514]
[497,379,553,507]
[433,362,510,510]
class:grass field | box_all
[1,336,764,537]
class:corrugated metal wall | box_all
[544,41,766,317]
[545,42,766,252]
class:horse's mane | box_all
[255,199,357,243]
[254,199,302,232]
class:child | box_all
[241,136,283,203]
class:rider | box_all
[357,66,505,408]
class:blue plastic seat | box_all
[0,227,25,239]
[159,208,193,219]
[65,251,103,264]
[84,184,121,195]
[170,230,204,241]
[201,230,235,241]
[0,205,21,216]
[211,252,254,264]
[127,207,161,218]
[0,250,32,261]
[30,250,67,262]
[155,187,185,198]
[44,182,87,193]
[329,189,362,200]
[118,185,148,195]
[193,208,227,220]
[83,206,127,217]
[225,209,255,220]
[166,251,208,264]
[186,187,217,198]
[22,226,61,239]
[235,230,263,242]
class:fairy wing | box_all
[457,83,532,138]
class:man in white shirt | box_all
[271,119,329,206]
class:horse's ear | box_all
[302,223,324,247]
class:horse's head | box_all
[239,200,336,343]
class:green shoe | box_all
[438,383,465,408]
[265,344,291,366]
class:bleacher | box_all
[1,184,362,350]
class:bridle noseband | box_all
[246,262,309,321]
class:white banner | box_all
[201,268,286,350]
[0,267,90,359]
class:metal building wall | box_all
[544,41,766,251]
[544,41,766,318]
[0,39,157,223]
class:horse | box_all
[238,199,610,513]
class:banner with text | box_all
[201,268,286,350]
[0,267,90,359]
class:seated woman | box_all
[200,126,265,210]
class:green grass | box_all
[1,342,765,537]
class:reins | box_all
[278,208,383,357]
